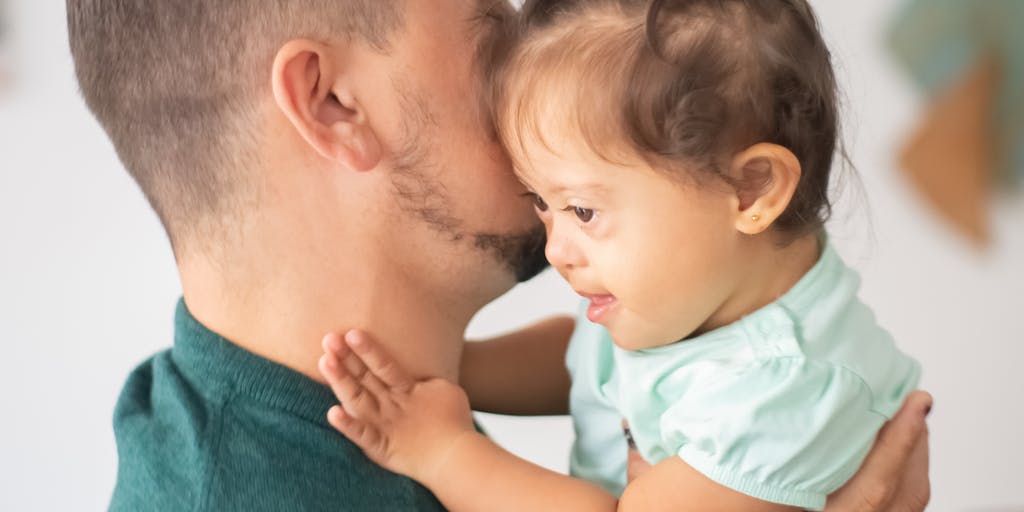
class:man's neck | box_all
[177,241,476,385]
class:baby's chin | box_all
[608,323,693,352]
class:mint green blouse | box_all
[566,244,921,510]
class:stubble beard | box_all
[388,86,549,284]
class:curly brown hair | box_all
[492,0,844,237]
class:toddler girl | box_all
[319,0,920,510]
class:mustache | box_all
[473,222,550,283]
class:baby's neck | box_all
[694,233,822,337]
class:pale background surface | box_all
[1,2,1021,510]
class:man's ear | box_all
[727,143,802,235]
[271,40,382,172]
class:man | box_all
[67,0,931,510]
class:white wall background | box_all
[1,2,1021,511]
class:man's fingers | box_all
[346,330,414,391]
[888,426,931,512]
[825,390,932,511]
[874,391,932,473]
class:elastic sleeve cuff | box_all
[678,447,827,511]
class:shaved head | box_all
[68,1,404,251]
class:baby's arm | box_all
[318,330,795,512]
[460,316,574,415]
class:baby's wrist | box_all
[417,429,486,490]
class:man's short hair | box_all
[67,1,403,252]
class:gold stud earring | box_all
[751,214,761,223]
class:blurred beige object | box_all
[898,58,999,247]
[0,52,12,93]
[0,2,8,94]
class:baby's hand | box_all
[318,330,476,482]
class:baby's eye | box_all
[572,206,595,223]
[530,194,549,213]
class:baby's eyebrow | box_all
[513,166,608,197]
[520,182,609,199]
[548,183,608,196]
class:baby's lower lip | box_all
[580,293,618,323]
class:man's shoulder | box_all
[109,349,219,511]
[108,351,447,511]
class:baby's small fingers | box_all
[328,405,367,443]
[346,330,414,391]
[325,332,375,391]
[327,405,352,432]
[325,331,375,387]
[322,332,351,359]
[337,342,390,397]
[323,332,377,395]
[319,351,347,388]
[340,344,370,381]
[319,353,377,418]
[328,406,383,455]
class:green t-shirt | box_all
[109,299,446,511]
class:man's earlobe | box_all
[271,40,382,172]
[323,91,382,172]
[729,143,802,235]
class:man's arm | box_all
[459,316,575,416]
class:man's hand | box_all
[318,330,477,483]
[825,391,932,511]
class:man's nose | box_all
[545,223,586,271]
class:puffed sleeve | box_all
[659,356,889,511]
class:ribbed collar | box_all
[171,298,337,426]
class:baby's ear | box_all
[727,143,802,235]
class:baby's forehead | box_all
[491,5,643,162]
[509,137,647,193]
[513,168,612,199]
[507,133,611,177]
[497,82,644,185]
